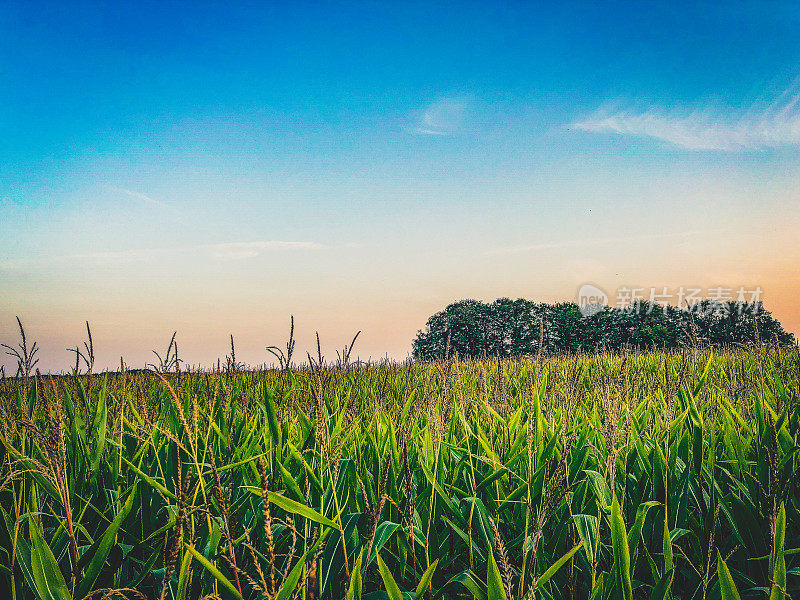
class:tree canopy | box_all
[412,298,795,360]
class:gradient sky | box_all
[2,1,800,371]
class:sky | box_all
[2,0,800,371]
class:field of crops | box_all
[1,349,799,600]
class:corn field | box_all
[1,348,799,600]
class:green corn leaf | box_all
[286,441,324,492]
[122,456,177,500]
[648,568,673,600]
[534,540,583,591]
[346,549,364,600]
[175,544,193,600]
[610,494,633,600]
[718,554,742,600]
[185,543,243,600]
[692,351,713,399]
[2,505,37,594]
[573,514,599,565]
[663,507,673,574]
[433,570,487,600]
[770,503,786,600]
[415,559,439,600]
[29,512,71,600]
[377,553,405,600]
[401,391,416,426]
[277,460,305,501]
[487,550,507,600]
[2,442,62,506]
[262,384,282,449]
[89,381,108,473]
[589,572,607,600]
[584,470,612,509]
[276,528,331,600]
[265,491,338,529]
[76,485,137,597]
[366,521,400,566]
[628,501,659,558]
[772,367,788,405]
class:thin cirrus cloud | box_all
[0,240,325,269]
[414,98,472,135]
[74,240,325,262]
[573,86,800,151]
[106,186,172,209]
[487,229,715,256]
[206,241,324,260]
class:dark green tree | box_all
[412,298,795,359]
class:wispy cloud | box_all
[68,248,162,262]
[414,98,471,135]
[573,86,800,150]
[106,186,171,209]
[205,241,323,260]
[487,230,715,256]
[0,240,327,269]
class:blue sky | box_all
[2,1,800,370]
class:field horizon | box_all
[3,293,797,376]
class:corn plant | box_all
[0,345,798,599]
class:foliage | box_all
[412,298,794,359]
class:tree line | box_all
[412,298,795,359]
